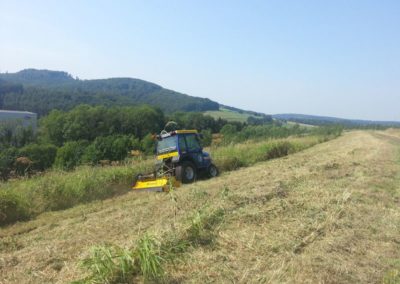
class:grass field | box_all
[204,107,259,122]
[0,130,399,283]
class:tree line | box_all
[0,103,343,181]
[0,104,242,179]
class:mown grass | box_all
[75,205,225,283]
[1,130,398,283]
[0,134,338,226]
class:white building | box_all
[0,110,37,132]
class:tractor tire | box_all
[176,161,197,184]
[207,164,219,178]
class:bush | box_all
[82,135,140,165]
[18,143,57,171]
[265,141,292,160]
[141,134,156,155]
[200,129,212,147]
[55,140,89,170]
[0,148,17,181]
[0,190,30,226]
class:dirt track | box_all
[1,130,399,283]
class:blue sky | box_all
[1,0,399,120]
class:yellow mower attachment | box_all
[132,175,181,192]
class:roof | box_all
[175,130,198,134]
[0,110,36,115]
[159,129,198,139]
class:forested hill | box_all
[0,69,219,116]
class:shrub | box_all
[141,134,156,155]
[18,143,57,171]
[55,140,89,170]
[81,135,140,165]
[0,190,30,226]
[200,129,212,147]
[0,148,17,181]
[265,141,292,160]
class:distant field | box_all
[204,107,259,122]
[1,130,399,283]
[204,108,315,128]
[285,120,315,128]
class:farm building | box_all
[0,110,37,132]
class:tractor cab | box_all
[156,130,218,183]
[132,129,218,192]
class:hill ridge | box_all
[0,69,219,115]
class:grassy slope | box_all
[0,130,399,283]
[0,136,322,225]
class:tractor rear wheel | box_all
[176,161,197,183]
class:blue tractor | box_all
[132,130,218,191]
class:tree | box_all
[141,134,156,155]
[0,148,17,181]
[54,140,89,170]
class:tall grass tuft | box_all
[78,245,136,284]
[77,234,164,283]
[135,234,164,280]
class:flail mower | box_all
[132,129,218,192]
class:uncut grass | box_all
[0,161,153,225]
[0,131,399,283]
[76,234,163,284]
[0,135,329,226]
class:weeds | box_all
[136,234,164,280]
[77,234,163,283]
[0,190,30,225]
[78,245,136,284]
[0,161,153,226]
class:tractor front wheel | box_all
[207,164,219,178]
[176,161,197,183]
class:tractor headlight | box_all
[172,155,180,162]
